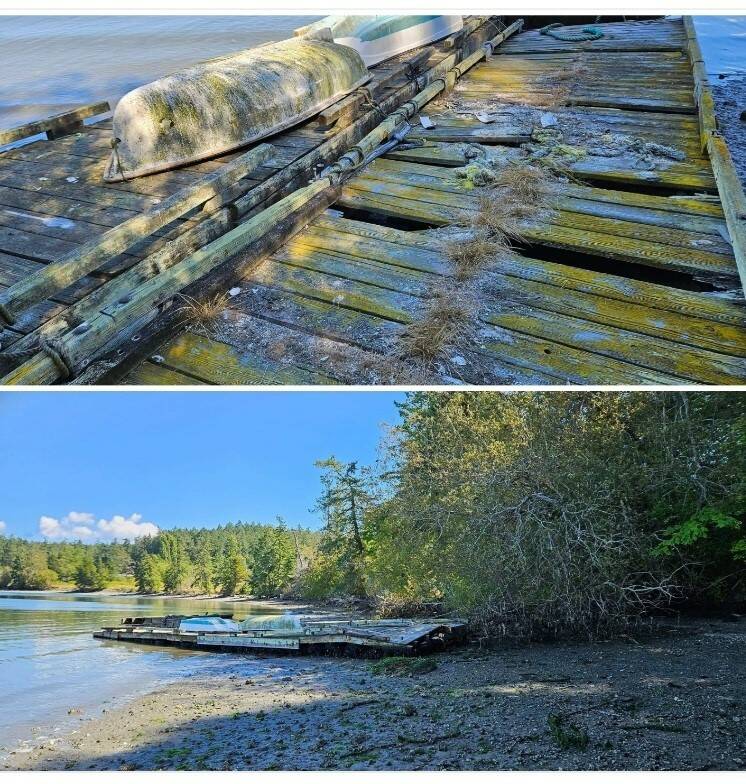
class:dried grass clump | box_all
[175,292,229,332]
[443,233,496,281]
[471,196,523,244]
[495,162,554,208]
[535,83,571,108]
[534,59,587,106]
[399,289,472,363]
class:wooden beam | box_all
[684,15,746,297]
[0,143,275,325]
[0,102,111,147]
[0,177,337,385]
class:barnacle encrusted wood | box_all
[104,38,369,181]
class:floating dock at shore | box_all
[93,614,468,657]
[1,17,744,385]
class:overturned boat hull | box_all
[104,38,369,181]
[297,15,464,67]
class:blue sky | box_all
[0,392,404,540]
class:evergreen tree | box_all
[250,521,295,597]
[75,554,107,591]
[193,540,214,594]
[160,532,188,593]
[311,458,374,596]
[134,552,163,593]
[217,535,249,596]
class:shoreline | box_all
[5,615,745,771]
[2,588,318,608]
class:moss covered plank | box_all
[122,361,207,385]
[148,331,340,386]
[384,142,716,191]
[237,268,677,385]
[287,223,746,359]
[355,161,729,242]
[484,308,746,384]
[252,250,725,382]
[338,181,736,279]
[308,217,746,327]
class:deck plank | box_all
[3,16,745,385]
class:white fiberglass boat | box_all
[296,15,464,67]
[178,616,241,633]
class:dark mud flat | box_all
[7,615,745,771]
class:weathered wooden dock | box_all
[1,17,744,385]
[93,614,468,657]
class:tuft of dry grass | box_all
[534,59,587,106]
[495,162,554,208]
[399,288,472,363]
[443,233,496,281]
[471,196,523,244]
[175,292,229,332]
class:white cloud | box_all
[0,521,6,533]
[97,514,159,540]
[38,512,159,542]
[67,511,95,525]
[40,515,65,538]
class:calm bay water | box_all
[0,591,292,758]
[1,15,744,130]
[0,16,320,127]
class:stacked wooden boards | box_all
[93,616,468,656]
[0,16,497,379]
[128,17,746,385]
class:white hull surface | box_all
[179,617,241,633]
[297,15,464,67]
[104,38,368,181]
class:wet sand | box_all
[6,615,745,771]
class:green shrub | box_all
[369,656,437,676]
[548,713,589,751]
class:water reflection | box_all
[0,591,292,757]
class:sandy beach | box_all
[5,615,745,772]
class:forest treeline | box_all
[0,521,319,597]
[2,393,744,639]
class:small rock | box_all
[228,287,242,297]
[65,176,78,183]
[451,355,467,366]
[151,355,165,364]
[540,112,558,127]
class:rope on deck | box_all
[539,23,604,42]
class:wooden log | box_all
[0,102,110,147]
[0,178,336,385]
[683,15,717,151]
[0,144,275,325]
[707,134,746,298]
[316,48,435,130]
[684,16,746,297]
[5,208,233,357]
